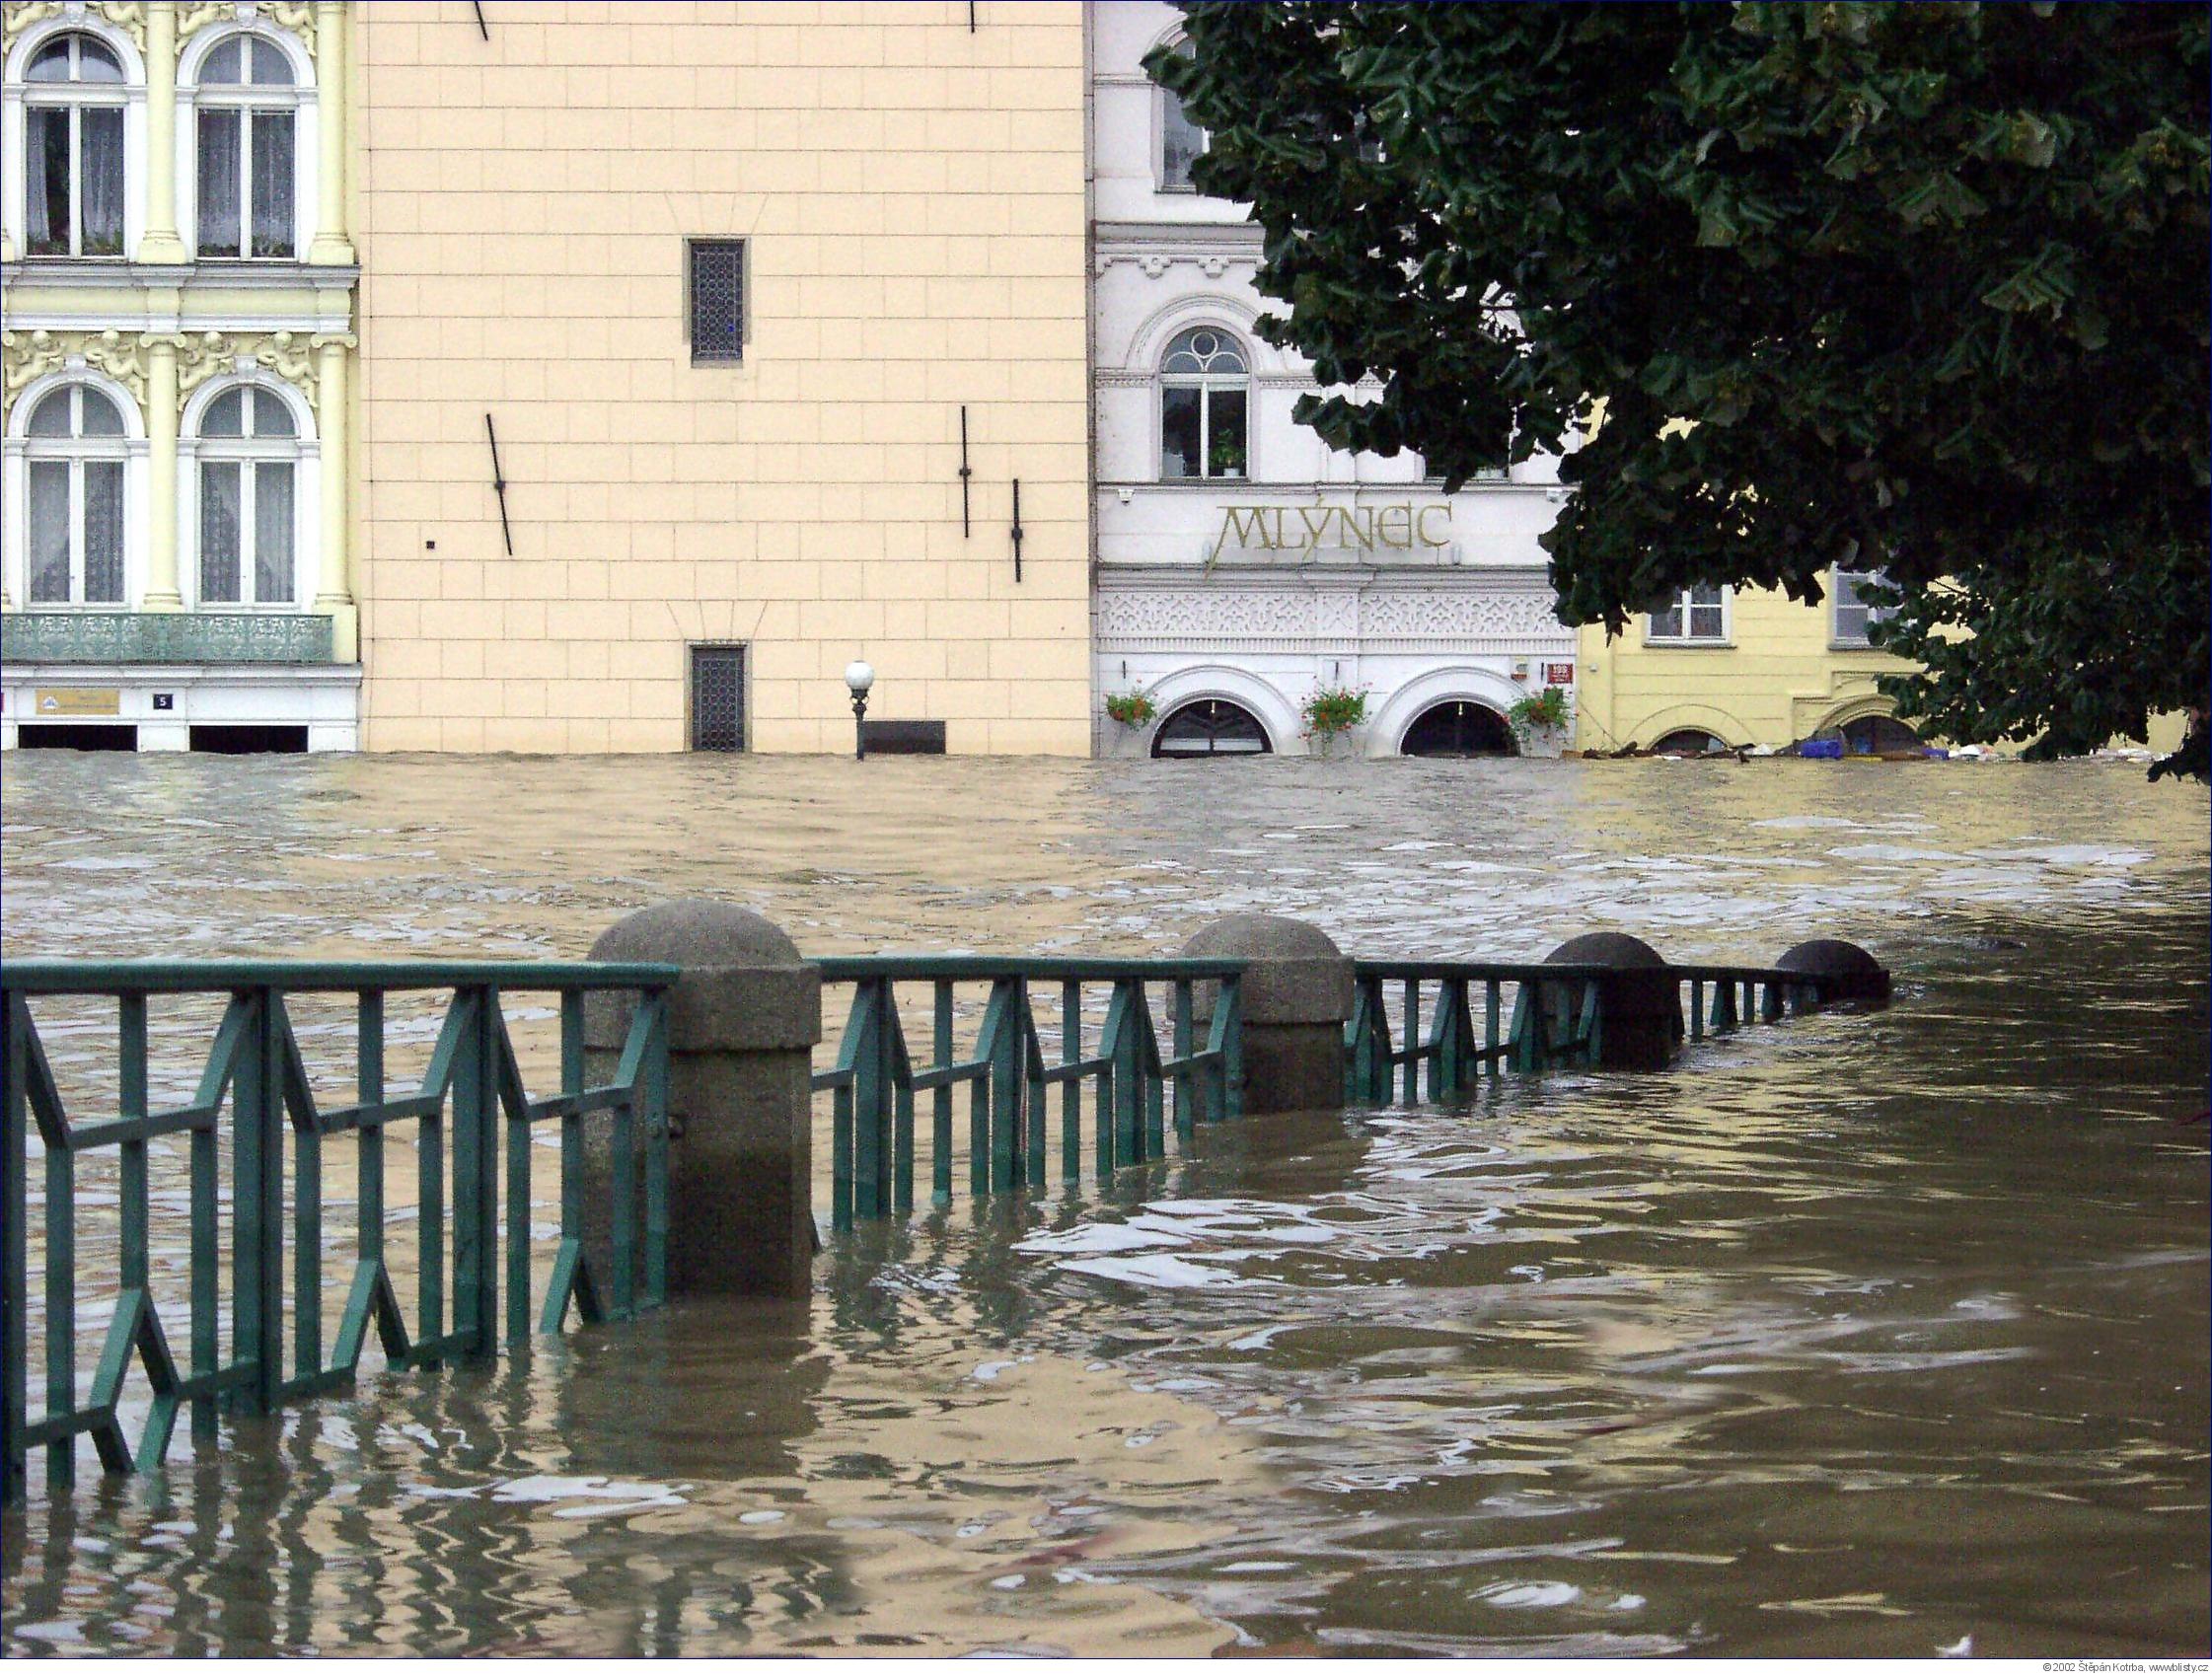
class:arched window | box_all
[1159,327,1247,481]
[1157,39,1206,190]
[22,34,125,256]
[194,34,297,257]
[23,384,128,605]
[192,385,300,606]
[1152,698,1271,758]
[1401,701,1516,758]
[1836,714,1922,757]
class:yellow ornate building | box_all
[1572,574,1923,756]
[2,0,360,750]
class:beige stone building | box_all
[352,0,1092,754]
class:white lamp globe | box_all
[844,660,875,695]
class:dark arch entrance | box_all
[1401,699,1516,758]
[1651,728,1733,757]
[1151,698,1272,758]
[1830,714,1924,756]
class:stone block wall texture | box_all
[353,1,1091,754]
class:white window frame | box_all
[1,19,147,262]
[1830,565,1893,648]
[178,24,317,264]
[1644,584,1732,646]
[180,372,320,614]
[1157,325,1251,483]
[2,368,149,611]
[1153,36,1206,193]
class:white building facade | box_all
[1087,1,1575,760]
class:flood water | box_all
[2,752,2206,1657]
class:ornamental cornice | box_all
[1,327,148,415]
[1094,250,1254,280]
[3,2,147,53]
[178,0,316,55]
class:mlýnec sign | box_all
[36,689,121,717]
[1543,663,1575,687]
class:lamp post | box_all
[845,660,874,760]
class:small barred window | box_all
[688,239,745,366]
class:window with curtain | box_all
[23,385,128,605]
[195,35,297,258]
[193,385,299,607]
[22,34,126,257]
[1647,585,1729,643]
[1158,39,1206,190]
[1159,327,1248,481]
[1831,567,1895,646]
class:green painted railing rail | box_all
[1,959,678,1505]
[1345,961,1829,1106]
[810,956,1245,1227]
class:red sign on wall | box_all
[1543,662,1576,687]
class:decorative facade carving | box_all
[4,3,148,54]
[173,328,352,410]
[1096,578,1576,652]
[177,1,316,56]
[1,328,149,415]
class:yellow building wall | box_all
[1575,584,1913,753]
[351,1,1092,754]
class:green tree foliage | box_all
[1153,3,2209,754]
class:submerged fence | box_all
[1344,961,1826,1105]
[812,957,1243,1228]
[6,916,1876,1503]
[1,960,677,1505]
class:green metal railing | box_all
[811,957,1244,1227]
[1,960,678,1505]
[1344,961,1828,1106]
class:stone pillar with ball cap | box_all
[1180,913,1354,1114]
[1775,939,1891,1007]
[585,900,821,1297]
[1538,931,1685,1071]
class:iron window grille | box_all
[690,644,746,752]
[687,239,746,366]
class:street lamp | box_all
[845,660,874,760]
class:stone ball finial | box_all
[1776,938,1891,1005]
[1180,912,1354,1026]
[586,899,817,1053]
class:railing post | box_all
[452,986,499,1355]
[234,986,285,1415]
[1182,915,1353,1116]
[587,902,822,1298]
[3,992,29,1504]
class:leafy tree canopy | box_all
[1152,2,2209,754]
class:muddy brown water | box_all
[1,753,2205,1657]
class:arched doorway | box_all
[1151,698,1272,758]
[1651,728,1733,757]
[1401,700,1516,758]
[1829,714,1924,756]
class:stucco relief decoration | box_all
[1,328,148,417]
[1358,591,1569,639]
[1096,251,1257,279]
[1098,590,1318,641]
[4,3,148,53]
[174,328,347,410]
[177,0,316,55]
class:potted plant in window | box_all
[1299,686,1369,758]
[1508,686,1573,754]
[1103,690,1156,730]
